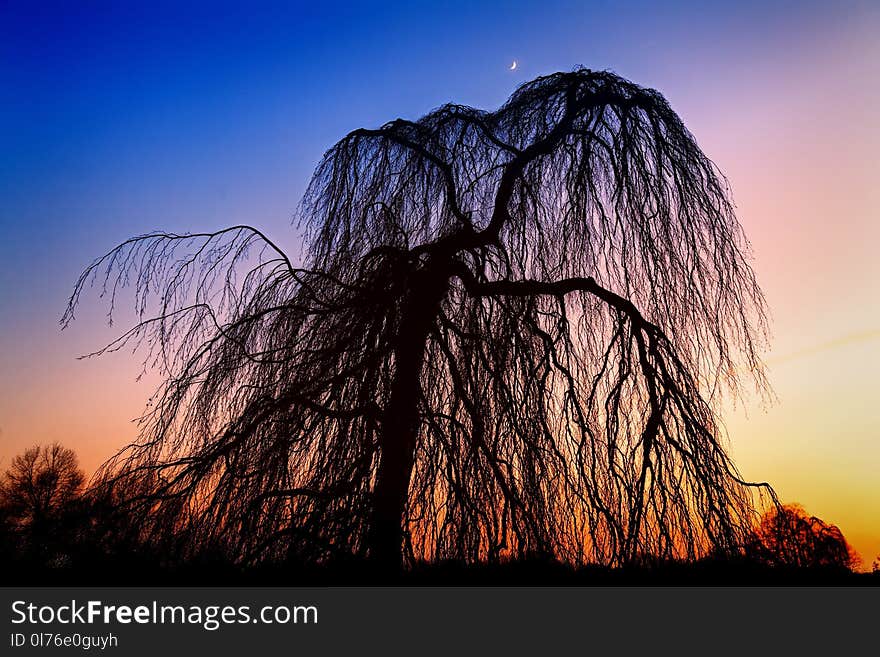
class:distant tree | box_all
[1,443,85,529]
[66,69,774,571]
[747,504,859,571]
[0,443,86,566]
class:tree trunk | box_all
[369,263,448,572]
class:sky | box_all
[1,0,878,566]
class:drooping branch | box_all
[409,260,775,563]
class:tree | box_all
[747,504,859,571]
[1,443,85,529]
[65,69,773,572]
[1,443,86,565]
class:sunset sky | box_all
[1,1,877,566]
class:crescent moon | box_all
[510,60,517,71]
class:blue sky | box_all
[0,1,851,320]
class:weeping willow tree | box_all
[65,69,774,571]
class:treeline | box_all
[0,443,875,584]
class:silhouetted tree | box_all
[0,443,86,564]
[1,443,85,528]
[65,69,773,571]
[747,504,859,571]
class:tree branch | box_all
[454,262,650,328]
